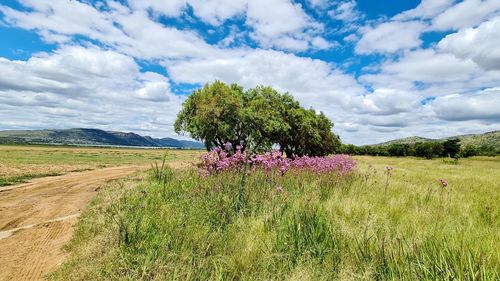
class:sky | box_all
[0,0,499,145]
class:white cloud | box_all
[128,0,247,26]
[438,16,500,71]
[306,0,329,9]
[328,0,361,22]
[127,0,187,17]
[380,49,480,83]
[166,49,365,112]
[347,88,421,116]
[355,21,427,54]
[0,0,334,54]
[129,0,334,51]
[311,36,337,49]
[0,1,230,60]
[246,0,329,51]
[394,0,456,20]
[432,0,500,30]
[0,46,184,137]
[429,88,500,122]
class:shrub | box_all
[460,144,478,158]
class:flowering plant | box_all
[198,144,357,177]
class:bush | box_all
[460,144,478,158]
[415,142,443,159]
[442,139,461,158]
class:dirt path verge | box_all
[0,165,148,281]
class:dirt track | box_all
[0,165,147,281]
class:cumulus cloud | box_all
[429,88,500,122]
[431,0,500,30]
[380,49,480,83]
[438,16,500,71]
[355,21,427,54]
[246,0,331,51]
[166,49,365,113]
[0,46,184,136]
[346,88,421,116]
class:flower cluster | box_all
[199,145,246,175]
[198,145,357,177]
[290,155,357,176]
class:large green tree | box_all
[174,81,341,156]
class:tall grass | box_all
[51,156,499,280]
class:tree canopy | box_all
[174,81,341,156]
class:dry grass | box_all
[0,145,202,186]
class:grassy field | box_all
[50,155,499,280]
[0,145,202,186]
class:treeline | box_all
[340,139,499,159]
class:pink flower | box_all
[384,166,393,176]
[197,146,357,177]
[439,179,448,187]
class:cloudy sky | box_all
[0,0,499,145]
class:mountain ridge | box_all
[0,128,204,149]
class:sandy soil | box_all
[0,165,148,281]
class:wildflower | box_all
[439,179,448,188]
[384,166,393,193]
[198,146,357,176]
[384,166,393,176]
[276,186,283,193]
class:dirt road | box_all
[0,165,147,281]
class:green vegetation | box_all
[0,172,63,186]
[175,81,340,156]
[342,137,499,159]
[51,156,499,280]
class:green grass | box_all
[0,172,63,186]
[51,156,499,280]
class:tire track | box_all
[0,165,147,281]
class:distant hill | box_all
[374,130,500,147]
[0,128,204,149]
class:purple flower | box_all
[197,146,357,177]
[276,186,283,193]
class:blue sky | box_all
[0,0,499,144]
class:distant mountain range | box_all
[374,130,500,147]
[0,128,204,149]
